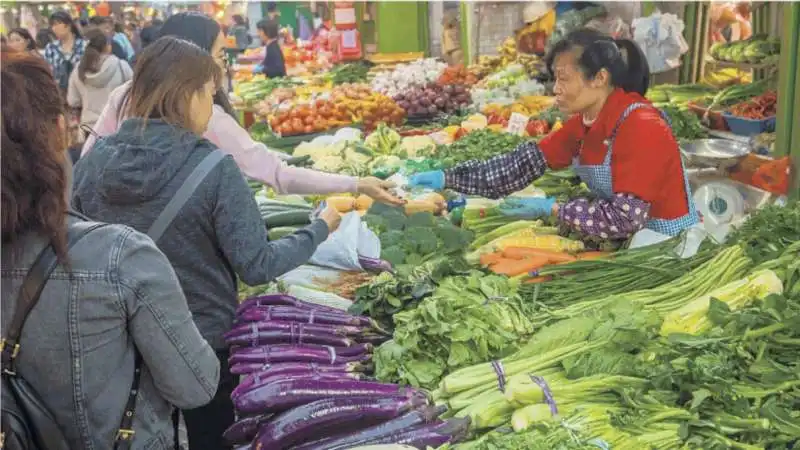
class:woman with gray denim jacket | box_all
[1,49,219,449]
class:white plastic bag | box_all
[308,211,381,271]
[632,12,689,73]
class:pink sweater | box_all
[81,82,358,195]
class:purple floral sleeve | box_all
[558,193,651,240]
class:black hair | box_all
[545,28,650,96]
[36,28,55,50]
[267,2,278,13]
[232,14,246,26]
[158,12,237,119]
[257,19,280,39]
[89,16,112,26]
[115,22,125,34]
[9,28,36,51]
[49,10,82,38]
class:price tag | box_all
[506,112,530,136]
[428,131,451,145]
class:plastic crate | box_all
[722,113,776,136]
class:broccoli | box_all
[363,214,388,235]
[404,228,440,255]
[380,230,405,248]
[381,246,406,267]
[437,225,474,252]
[406,212,436,228]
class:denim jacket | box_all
[1,214,220,449]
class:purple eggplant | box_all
[223,413,271,445]
[364,417,471,448]
[235,306,372,327]
[358,256,394,273]
[234,362,357,394]
[238,293,343,314]
[234,378,420,415]
[233,445,251,450]
[232,370,365,401]
[224,321,365,340]
[229,360,365,376]
[252,395,427,450]
[292,405,447,450]
[229,343,371,366]
[225,327,354,348]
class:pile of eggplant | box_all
[225,293,470,449]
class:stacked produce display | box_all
[225,31,796,448]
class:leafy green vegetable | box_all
[374,272,534,389]
[727,202,800,265]
[422,129,529,168]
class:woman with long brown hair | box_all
[72,36,341,450]
[1,50,219,449]
[68,27,132,130]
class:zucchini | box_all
[258,198,313,210]
[285,155,312,167]
[264,210,311,228]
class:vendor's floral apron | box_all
[572,102,700,237]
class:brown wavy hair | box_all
[120,36,221,131]
[1,51,70,261]
[78,27,111,82]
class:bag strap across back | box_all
[1,150,224,448]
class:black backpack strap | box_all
[1,222,104,375]
[146,150,225,243]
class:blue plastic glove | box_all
[253,63,264,74]
[408,170,445,190]
[498,197,556,218]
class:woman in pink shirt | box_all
[82,12,401,204]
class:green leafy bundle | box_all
[374,273,534,389]
[660,105,709,141]
[727,202,800,265]
[422,129,529,168]
[349,255,471,327]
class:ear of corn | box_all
[495,231,584,253]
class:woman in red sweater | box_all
[410,29,698,240]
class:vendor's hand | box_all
[357,177,404,206]
[318,206,342,233]
[408,170,445,190]
[499,197,557,219]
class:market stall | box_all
[221,3,798,448]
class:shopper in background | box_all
[89,15,133,61]
[256,19,286,78]
[7,27,37,54]
[2,49,219,450]
[45,10,86,93]
[67,27,132,132]
[125,21,142,54]
[72,36,341,450]
[35,28,55,56]
[139,18,163,49]
[229,14,251,50]
[82,12,401,207]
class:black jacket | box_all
[261,40,286,78]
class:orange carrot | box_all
[480,252,507,266]
[490,256,551,276]
[502,247,577,263]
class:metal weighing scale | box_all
[680,138,778,233]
